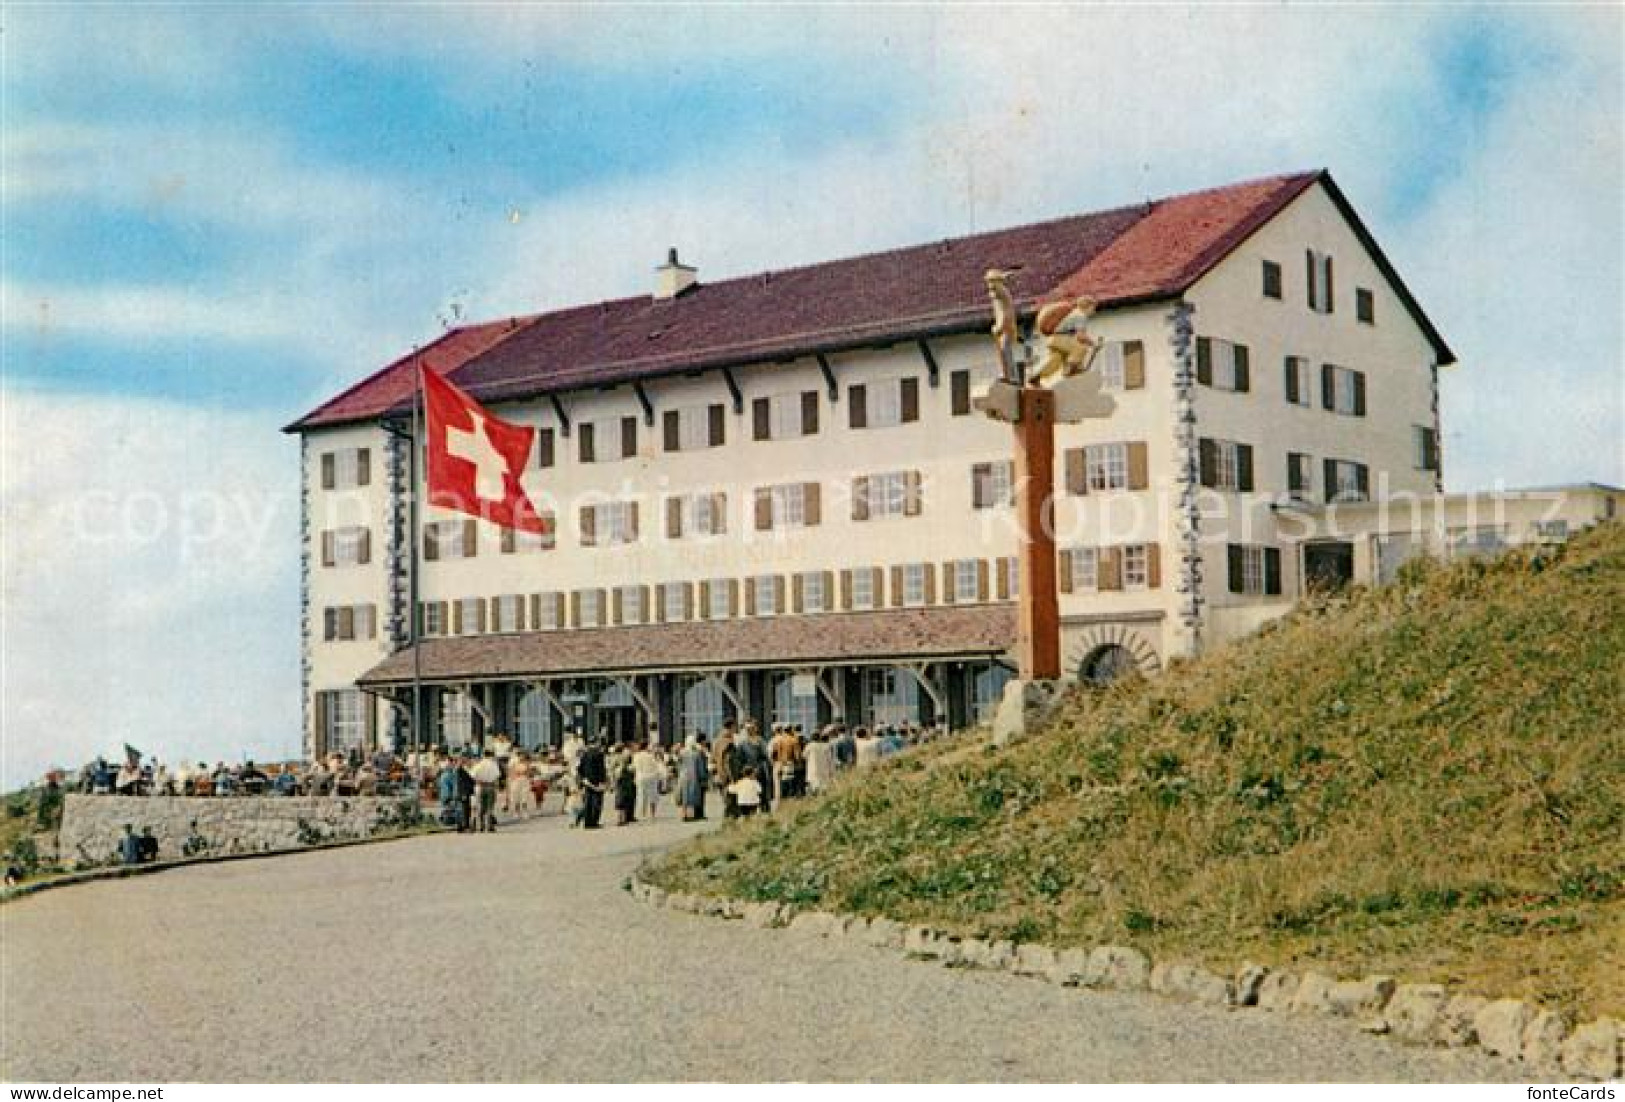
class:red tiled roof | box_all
[283,317,533,432]
[288,169,1451,432]
[355,605,1016,686]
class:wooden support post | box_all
[1013,387,1061,680]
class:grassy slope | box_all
[651,523,1625,1017]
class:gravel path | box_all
[1,813,1518,1082]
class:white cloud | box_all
[0,386,302,786]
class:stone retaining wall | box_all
[57,794,418,868]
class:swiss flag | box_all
[422,368,549,535]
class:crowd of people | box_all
[55,720,943,834]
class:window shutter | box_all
[848,384,868,428]
[852,476,870,521]
[1306,249,1319,310]
[1198,438,1218,488]
[313,693,329,760]
[621,416,637,458]
[537,428,555,468]
[752,397,771,441]
[579,422,596,463]
[1127,442,1149,490]
[1321,364,1336,410]
[890,565,904,608]
[663,409,681,452]
[774,577,787,614]
[570,591,582,627]
[1323,256,1334,313]
[1196,337,1213,386]
[821,571,834,611]
[711,492,728,534]
[1066,448,1087,495]
[996,557,1012,600]
[941,561,957,604]
[501,527,515,554]
[870,567,885,607]
[698,581,712,619]
[839,570,853,610]
[792,573,804,613]
[654,586,667,624]
[727,579,739,618]
[1284,357,1300,405]
[801,391,819,435]
[357,529,371,565]
[950,369,971,415]
[1265,548,1283,595]
[1287,453,1305,494]
[423,527,439,562]
[708,403,725,447]
[1233,345,1251,392]
[462,519,477,557]
[1146,543,1162,589]
[341,606,356,641]
[1323,459,1339,503]
[529,593,541,628]
[323,607,337,641]
[613,588,624,625]
[1356,463,1370,499]
[1058,551,1074,594]
[365,605,378,639]
[1353,371,1367,417]
[900,377,920,423]
[476,599,488,633]
[580,505,597,547]
[356,449,371,486]
[922,563,936,605]
[666,496,683,540]
[452,600,464,635]
[754,487,773,531]
[976,559,990,602]
[803,482,821,526]
[683,584,694,621]
[1099,548,1123,591]
[1237,444,1255,493]
[1123,341,1145,389]
[321,531,336,567]
[627,502,639,539]
[972,462,991,508]
[904,471,923,516]
[1424,427,1440,472]
[321,452,335,490]
[1227,545,1245,593]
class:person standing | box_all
[577,739,608,829]
[804,730,836,796]
[612,748,638,826]
[506,753,535,820]
[632,742,663,822]
[769,723,802,802]
[470,750,501,832]
[834,725,857,770]
[677,736,710,821]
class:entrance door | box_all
[1304,541,1355,592]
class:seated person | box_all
[272,767,300,796]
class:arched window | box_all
[1080,644,1138,686]
[516,689,556,750]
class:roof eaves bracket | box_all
[632,381,655,427]
[917,340,940,388]
[816,353,839,401]
[548,394,572,437]
[721,367,744,415]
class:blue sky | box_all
[3,4,1621,782]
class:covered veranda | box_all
[356,605,1017,751]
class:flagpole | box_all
[411,359,425,789]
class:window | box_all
[1196,337,1250,392]
[576,589,604,628]
[753,391,818,441]
[1324,459,1370,503]
[1065,547,1098,591]
[1306,249,1335,314]
[531,593,563,631]
[798,571,829,614]
[971,461,1013,509]
[849,568,876,611]
[1093,340,1146,391]
[1284,355,1312,407]
[533,427,556,469]
[1320,364,1366,416]
[419,601,447,637]
[321,689,366,755]
[1356,288,1375,324]
[1262,259,1283,300]
[668,492,726,539]
[900,563,928,607]
[661,582,690,623]
[516,689,556,751]
[440,691,473,748]
[322,526,372,568]
[503,523,555,553]
[750,575,782,617]
[580,416,637,463]
[1449,526,1507,557]
[1413,425,1439,472]
[951,559,981,603]
[582,500,639,547]
[849,378,920,430]
[1086,443,1128,492]
[1287,452,1315,499]
[1198,438,1253,492]
[454,597,485,635]
[616,586,647,625]
[663,404,725,452]
[705,578,733,621]
[773,673,819,733]
[950,369,972,416]
[423,520,474,560]
[1227,544,1282,596]
[493,594,523,633]
[855,470,918,520]
[322,605,376,642]
[320,447,371,490]
[1533,519,1569,542]
[770,483,809,528]
[679,675,728,739]
[1122,545,1151,589]
[865,667,920,727]
[1002,557,1019,599]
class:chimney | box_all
[654,247,697,300]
